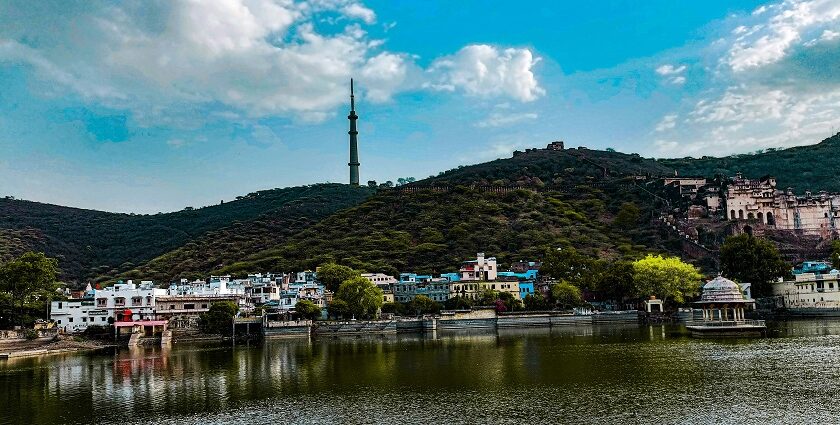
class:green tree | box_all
[523,292,552,311]
[198,301,238,335]
[317,263,360,292]
[295,299,321,320]
[595,261,636,303]
[381,302,403,315]
[632,254,702,305]
[831,240,840,269]
[498,291,523,311]
[478,289,500,306]
[720,234,789,297]
[444,296,473,310]
[614,202,641,229]
[407,295,441,315]
[328,299,350,319]
[334,276,384,319]
[551,281,583,310]
[0,252,59,327]
[540,247,604,290]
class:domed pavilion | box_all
[687,275,766,337]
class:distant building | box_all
[155,294,242,320]
[362,273,397,286]
[725,173,840,236]
[664,177,707,197]
[460,253,497,281]
[546,141,565,151]
[50,298,109,333]
[773,271,840,310]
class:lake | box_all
[2,321,839,424]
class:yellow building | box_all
[449,281,520,301]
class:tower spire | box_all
[348,78,360,186]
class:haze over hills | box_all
[2,135,839,285]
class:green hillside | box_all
[111,188,375,284]
[660,133,840,191]
[211,148,682,276]
[0,184,374,282]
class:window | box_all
[57,320,61,324]
[101,317,106,322]
[201,304,208,309]
[97,298,107,307]
[69,318,73,323]
[184,303,195,310]
[58,302,63,309]
[115,297,125,307]
[169,305,175,310]
[82,317,87,322]
[132,297,142,306]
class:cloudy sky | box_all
[1,0,839,212]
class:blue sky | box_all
[1,0,839,213]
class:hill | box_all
[660,133,840,192]
[207,148,683,277]
[0,184,374,282]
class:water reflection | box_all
[1,321,839,424]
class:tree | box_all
[444,296,473,310]
[720,234,789,297]
[295,299,321,320]
[595,261,636,303]
[614,202,641,229]
[478,289,500,306]
[831,240,840,269]
[367,180,378,188]
[199,301,238,335]
[334,276,384,319]
[523,293,551,311]
[632,254,702,305]
[0,252,59,327]
[381,302,403,315]
[328,299,350,319]
[407,295,441,315]
[317,263,360,292]
[540,247,603,290]
[551,281,583,310]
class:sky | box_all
[1,0,839,213]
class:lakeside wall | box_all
[264,310,642,337]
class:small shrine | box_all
[686,275,766,337]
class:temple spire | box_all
[348,78,360,186]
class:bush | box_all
[23,329,38,340]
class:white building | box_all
[50,298,110,332]
[773,272,840,309]
[361,273,397,286]
[725,174,840,236]
[93,280,166,322]
[460,253,498,281]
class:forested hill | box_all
[0,184,374,282]
[660,133,840,191]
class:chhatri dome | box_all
[700,275,747,302]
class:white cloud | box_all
[427,45,545,102]
[654,114,678,132]
[655,64,686,75]
[341,3,376,24]
[474,112,538,128]
[0,1,543,128]
[726,0,840,72]
[655,64,687,85]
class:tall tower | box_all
[348,78,360,186]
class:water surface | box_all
[2,321,839,424]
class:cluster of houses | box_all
[50,253,541,333]
[50,271,327,333]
